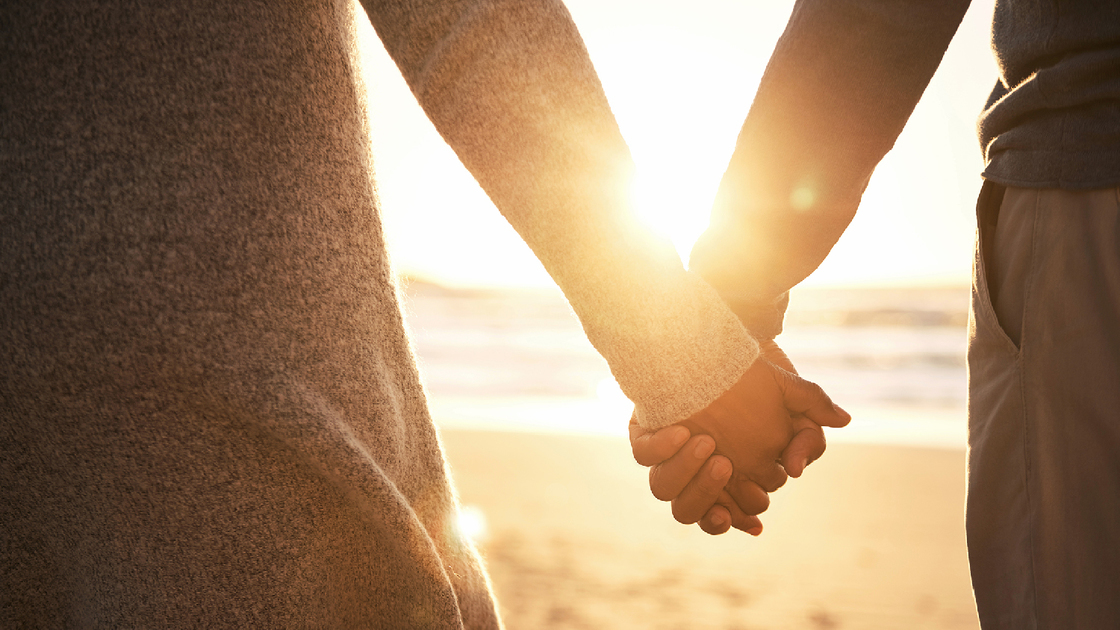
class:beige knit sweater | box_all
[0,0,757,626]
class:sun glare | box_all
[456,505,488,543]
[592,27,764,262]
[359,0,989,290]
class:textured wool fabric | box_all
[0,0,758,626]
[980,0,1120,189]
[366,0,758,428]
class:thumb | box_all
[773,368,851,428]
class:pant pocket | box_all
[971,181,1021,353]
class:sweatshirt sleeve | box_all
[359,0,758,430]
[689,0,970,338]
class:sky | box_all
[355,0,999,290]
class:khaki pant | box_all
[968,184,1120,628]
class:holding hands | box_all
[630,341,849,535]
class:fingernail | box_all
[710,512,727,528]
[796,456,809,476]
[747,524,763,536]
[834,404,851,421]
[693,438,714,459]
[710,458,730,480]
[670,426,689,447]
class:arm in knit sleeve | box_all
[689,0,971,339]
[360,0,758,430]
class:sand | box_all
[439,428,980,630]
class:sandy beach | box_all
[439,428,980,630]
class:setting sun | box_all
[357,0,995,289]
[589,24,764,259]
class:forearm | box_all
[690,0,970,337]
[362,0,758,429]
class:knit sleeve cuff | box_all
[583,270,760,432]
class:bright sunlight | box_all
[357,0,994,289]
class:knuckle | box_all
[695,475,721,495]
[671,500,699,525]
[649,468,676,502]
[630,436,659,467]
[811,440,827,461]
[753,493,771,514]
[808,445,825,465]
[762,470,788,493]
[631,444,645,465]
[732,486,770,515]
[739,498,769,516]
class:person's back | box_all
[0,1,502,625]
[980,0,1120,188]
[3,0,804,625]
[968,3,1120,627]
[658,0,1120,625]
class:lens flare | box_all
[457,505,488,543]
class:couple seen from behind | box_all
[2,0,1118,628]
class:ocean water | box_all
[401,281,971,450]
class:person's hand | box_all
[629,417,767,535]
[630,341,849,534]
[679,350,847,504]
[752,339,836,479]
[629,411,830,535]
